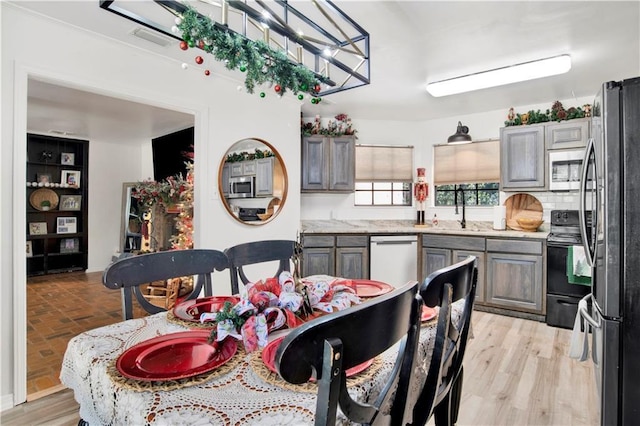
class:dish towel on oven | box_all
[569,297,590,361]
[567,245,591,285]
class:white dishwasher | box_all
[369,235,419,288]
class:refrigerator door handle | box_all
[579,137,596,267]
[578,294,601,329]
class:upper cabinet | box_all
[255,157,274,197]
[545,118,590,150]
[500,125,545,191]
[500,118,590,191]
[301,135,355,192]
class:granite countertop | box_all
[300,219,548,240]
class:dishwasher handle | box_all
[370,236,418,245]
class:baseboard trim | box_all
[1,393,15,412]
[26,384,66,402]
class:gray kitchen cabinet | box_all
[302,235,334,276]
[221,163,230,196]
[453,250,486,304]
[500,125,545,190]
[301,135,355,192]
[422,247,451,278]
[254,157,273,197]
[230,160,256,177]
[301,234,368,278]
[545,118,590,150]
[485,239,544,314]
[336,236,369,279]
[422,235,486,304]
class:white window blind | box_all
[355,145,414,181]
[433,139,500,185]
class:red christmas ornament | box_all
[195,56,204,65]
[314,84,321,93]
[179,41,188,51]
[198,40,205,49]
[274,84,281,92]
[204,70,210,76]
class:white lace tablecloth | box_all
[61,280,463,425]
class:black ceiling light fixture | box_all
[447,121,472,144]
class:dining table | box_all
[60,275,463,425]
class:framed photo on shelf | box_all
[37,173,52,184]
[60,238,80,253]
[56,217,77,234]
[59,195,82,211]
[61,152,75,165]
[26,241,33,258]
[29,222,48,235]
[61,170,81,188]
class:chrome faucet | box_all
[454,187,466,229]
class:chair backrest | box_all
[223,239,296,294]
[276,281,423,426]
[102,249,229,320]
[410,255,478,426]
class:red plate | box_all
[116,330,237,381]
[421,306,437,322]
[350,279,394,298]
[261,337,373,379]
[172,296,240,322]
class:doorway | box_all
[20,74,196,401]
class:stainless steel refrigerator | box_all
[578,76,640,425]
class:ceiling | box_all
[14,1,640,140]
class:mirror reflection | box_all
[219,138,287,224]
[120,182,142,253]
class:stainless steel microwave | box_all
[549,149,584,191]
[228,176,255,198]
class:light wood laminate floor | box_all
[2,310,598,425]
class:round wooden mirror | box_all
[218,138,288,225]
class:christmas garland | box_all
[301,113,357,137]
[225,148,274,163]
[177,6,328,99]
[504,101,591,126]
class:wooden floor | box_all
[2,308,599,425]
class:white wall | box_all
[1,3,301,407]
[87,138,150,271]
[301,95,591,224]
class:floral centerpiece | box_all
[202,271,361,352]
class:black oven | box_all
[546,210,592,329]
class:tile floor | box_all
[26,271,147,397]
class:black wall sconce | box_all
[447,121,472,144]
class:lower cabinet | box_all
[485,239,544,314]
[422,235,486,304]
[301,231,545,317]
[302,234,368,279]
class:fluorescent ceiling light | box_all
[426,54,572,97]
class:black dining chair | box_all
[102,249,230,320]
[223,239,296,294]
[410,255,478,426]
[276,281,423,426]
